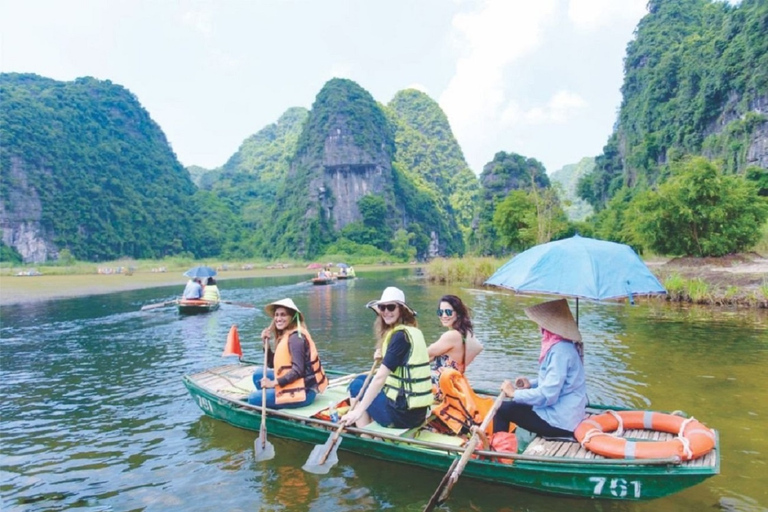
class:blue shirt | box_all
[182,280,202,299]
[512,341,587,431]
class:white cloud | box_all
[567,0,647,31]
[439,0,557,131]
[182,9,214,38]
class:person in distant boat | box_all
[247,298,327,409]
[202,277,220,302]
[182,278,203,299]
[340,287,433,429]
[427,294,484,401]
[493,299,587,438]
[347,266,356,277]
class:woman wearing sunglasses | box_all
[427,295,484,401]
[340,287,433,429]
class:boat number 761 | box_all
[589,476,642,498]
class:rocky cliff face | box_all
[319,125,394,230]
[0,157,58,262]
[746,96,768,169]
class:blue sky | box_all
[1,0,648,175]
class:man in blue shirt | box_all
[182,278,203,299]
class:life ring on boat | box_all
[574,410,716,461]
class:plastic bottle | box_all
[329,404,339,423]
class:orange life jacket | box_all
[433,368,494,435]
[273,327,327,404]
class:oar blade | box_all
[423,458,459,512]
[140,300,176,311]
[253,430,275,461]
[302,436,341,474]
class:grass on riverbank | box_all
[425,256,768,309]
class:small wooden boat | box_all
[336,274,354,280]
[184,362,719,501]
[311,276,336,285]
[177,299,220,315]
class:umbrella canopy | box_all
[183,266,217,279]
[306,263,323,270]
[485,235,666,302]
[336,263,349,269]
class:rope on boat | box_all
[677,416,696,460]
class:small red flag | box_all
[222,324,242,358]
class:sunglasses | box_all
[378,303,398,312]
[436,308,454,317]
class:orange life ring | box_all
[574,410,716,461]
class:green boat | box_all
[177,299,220,315]
[183,362,719,501]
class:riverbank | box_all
[0,265,412,306]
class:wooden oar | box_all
[140,299,178,311]
[423,391,506,512]
[221,300,256,308]
[302,358,380,474]
[253,341,275,461]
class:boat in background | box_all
[184,362,719,501]
[178,299,220,315]
[311,276,336,285]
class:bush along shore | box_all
[424,255,768,309]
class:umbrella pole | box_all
[576,298,579,325]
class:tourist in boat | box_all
[202,277,220,302]
[340,286,433,429]
[493,298,587,438]
[427,294,484,401]
[182,278,203,299]
[247,298,328,409]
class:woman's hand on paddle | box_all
[514,376,531,389]
[340,408,363,427]
[373,348,382,360]
[261,325,272,343]
[260,377,276,389]
[501,380,515,398]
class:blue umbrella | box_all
[485,235,666,321]
[183,266,217,279]
[336,263,349,269]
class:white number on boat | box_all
[197,396,214,413]
[589,477,641,498]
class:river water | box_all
[1,269,766,512]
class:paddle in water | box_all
[423,391,507,512]
[302,358,379,474]
[140,299,178,311]
[253,339,275,461]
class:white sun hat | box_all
[367,286,417,316]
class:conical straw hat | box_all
[265,298,304,321]
[524,299,582,342]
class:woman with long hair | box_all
[341,287,433,429]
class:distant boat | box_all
[185,362,720,502]
[311,276,336,285]
[177,299,220,315]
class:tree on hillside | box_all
[631,157,768,256]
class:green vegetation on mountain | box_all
[387,89,480,240]
[581,0,768,211]
[550,158,594,221]
[0,73,216,261]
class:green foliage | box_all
[550,157,595,221]
[493,190,535,250]
[631,157,768,256]
[585,0,768,210]
[0,242,22,263]
[471,152,551,255]
[390,228,417,262]
[0,73,209,262]
[387,89,480,244]
[322,238,389,259]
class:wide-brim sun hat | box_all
[265,298,304,322]
[367,286,417,316]
[524,298,582,342]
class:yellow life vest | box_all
[202,285,220,302]
[273,327,327,404]
[381,325,433,409]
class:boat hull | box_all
[184,364,718,501]
[178,300,220,315]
